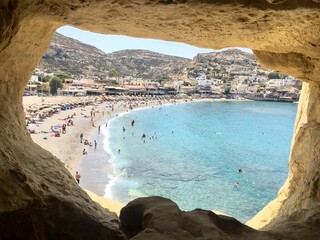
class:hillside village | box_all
[26,33,301,102]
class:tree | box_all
[111,80,119,86]
[268,72,280,79]
[40,75,52,82]
[49,77,63,95]
[224,87,231,94]
[155,76,169,86]
[54,72,73,82]
[182,81,192,86]
[108,69,120,78]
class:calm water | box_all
[80,101,297,222]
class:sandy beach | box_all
[25,95,215,173]
[24,95,247,215]
[23,95,192,213]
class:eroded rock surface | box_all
[119,197,320,240]
[0,0,320,239]
[120,197,261,240]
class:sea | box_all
[78,100,297,222]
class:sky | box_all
[57,26,252,59]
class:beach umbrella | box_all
[27,124,37,132]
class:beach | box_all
[25,96,190,173]
[77,99,295,222]
[24,95,254,216]
[24,95,194,214]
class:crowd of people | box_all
[24,95,194,185]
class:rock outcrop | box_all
[1,0,320,239]
[119,196,320,240]
[39,33,190,79]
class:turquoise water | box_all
[98,101,297,222]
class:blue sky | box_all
[57,26,252,59]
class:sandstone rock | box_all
[120,196,274,240]
[1,0,320,239]
[265,0,289,4]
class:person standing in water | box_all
[75,171,81,184]
[80,133,83,143]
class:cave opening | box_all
[25,26,300,224]
[1,1,320,239]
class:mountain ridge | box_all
[38,33,258,81]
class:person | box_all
[131,120,135,126]
[83,149,88,155]
[238,169,243,173]
[94,140,97,149]
[122,127,125,132]
[80,133,83,143]
[98,125,101,134]
[75,171,81,184]
[233,182,240,188]
[118,149,121,154]
[141,133,146,139]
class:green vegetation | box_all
[49,77,63,95]
[39,72,72,83]
[54,72,73,82]
[182,81,192,86]
[40,75,52,82]
[267,72,281,79]
[155,76,169,85]
[108,68,120,78]
[105,80,119,86]
[224,87,231,94]
[111,80,119,86]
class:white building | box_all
[267,79,285,88]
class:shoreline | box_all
[79,98,256,201]
[78,98,200,198]
[24,96,262,217]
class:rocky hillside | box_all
[187,49,260,79]
[105,50,189,79]
[40,33,107,76]
[39,33,190,79]
[38,33,263,81]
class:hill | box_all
[38,33,265,82]
[39,33,190,80]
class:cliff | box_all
[0,0,320,239]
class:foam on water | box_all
[101,101,297,222]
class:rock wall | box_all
[0,0,320,239]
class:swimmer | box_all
[83,149,88,155]
[233,182,240,188]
